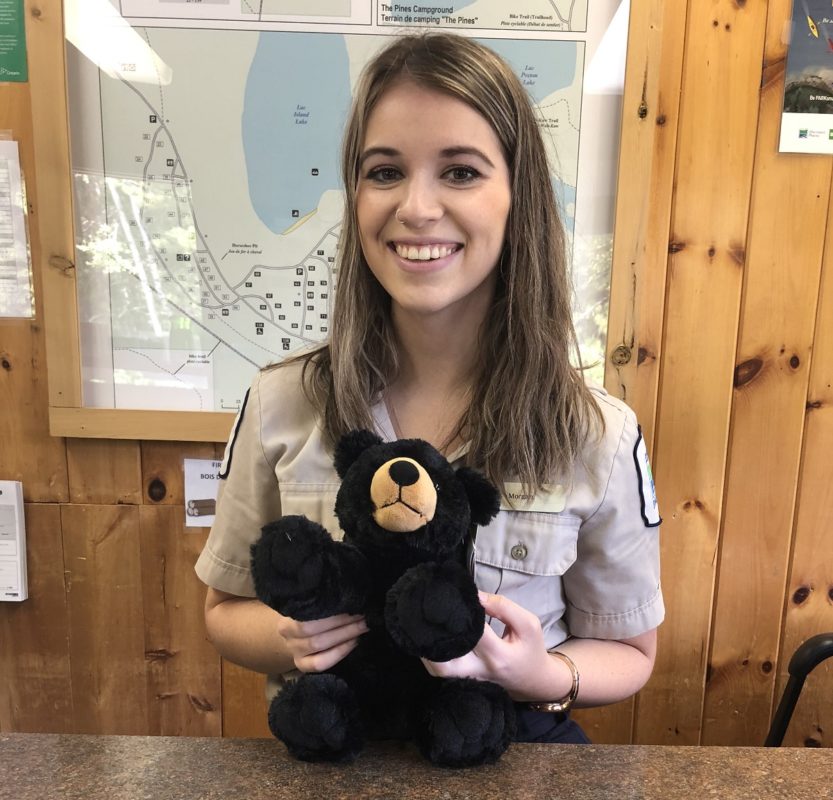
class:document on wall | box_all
[0,480,27,602]
[780,0,833,153]
[183,458,221,528]
[0,139,33,318]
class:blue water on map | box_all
[242,33,351,234]
[484,39,577,104]
[242,33,578,235]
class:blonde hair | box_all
[292,32,601,493]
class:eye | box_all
[364,166,401,184]
[444,165,481,184]
[434,483,441,492]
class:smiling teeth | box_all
[395,243,458,261]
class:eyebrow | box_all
[359,145,496,168]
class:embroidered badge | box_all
[633,426,661,527]
[218,388,250,479]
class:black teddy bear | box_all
[251,430,517,767]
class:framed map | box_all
[33,0,629,439]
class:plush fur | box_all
[251,430,516,767]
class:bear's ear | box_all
[455,467,501,527]
[334,429,383,478]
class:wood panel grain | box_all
[140,441,221,506]
[139,505,221,736]
[221,659,272,739]
[635,0,769,745]
[0,82,68,503]
[61,504,149,734]
[701,0,832,745]
[67,439,142,505]
[775,191,833,749]
[605,0,688,451]
[0,504,73,733]
[588,0,689,743]
[25,0,82,410]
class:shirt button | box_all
[510,543,528,560]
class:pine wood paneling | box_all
[605,0,688,451]
[0,322,68,501]
[701,0,832,745]
[221,659,272,739]
[25,0,82,410]
[141,441,220,506]
[636,0,769,745]
[585,0,690,744]
[139,505,221,736]
[0,82,68,503]
[61,504,149,734]
[0,504,73,732]
[67,439,142,505]
[775,194,833,748]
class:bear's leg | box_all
[268,673,365,763]
[417,678,516,768]
[385,561,484,662]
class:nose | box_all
[388,459,420,487]
[396,176,443,227]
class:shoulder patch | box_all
[633,425,661,527]
[219,388,250,479]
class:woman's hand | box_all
[276,612,369,673]
[421,592,573,702]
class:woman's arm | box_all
[204,587,368,675]
[423,591,656,707]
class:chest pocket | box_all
[471,511,580,645]
[279,485,342,541]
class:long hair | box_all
[294,32,602,493]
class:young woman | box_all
[196,32,664,744]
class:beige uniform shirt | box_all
[196,362,664,656]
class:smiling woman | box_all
[197,32,664,754]
[356,81,511,332]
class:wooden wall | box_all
[2,0,832,746]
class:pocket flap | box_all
[474,511,580,576]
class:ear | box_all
[455,467,500,527]
[334,429,383,478]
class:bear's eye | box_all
[434,483,440,492]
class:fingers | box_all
[478,591,540,639]
[276,613,369,672]
[295,637,361,673]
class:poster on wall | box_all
[779,0,833,153]
[64,0,626,413]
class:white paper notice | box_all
[0,140,33,318]
[183,458,221,528]
[0,480,27,602]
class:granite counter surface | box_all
[1,733,831,799]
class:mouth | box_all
[389,242,463,262]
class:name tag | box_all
[500,483,566,513]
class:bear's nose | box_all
[388,459,420,487]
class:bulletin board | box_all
[27,0,664,441]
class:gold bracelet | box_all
[526,651,580,713]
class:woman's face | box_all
[355,81,512,324]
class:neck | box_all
[391,307,482,396]
[384,306,487,452]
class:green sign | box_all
[0,0,27,83]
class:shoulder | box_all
[568,385,643,505]
[585,384,639,454]
[233,358,327,468]
[256,358,318,427]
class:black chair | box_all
[765,632,833,746]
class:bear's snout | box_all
[388,459,419,487]
[370,457,437,532]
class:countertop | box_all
[1,733,832,799]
